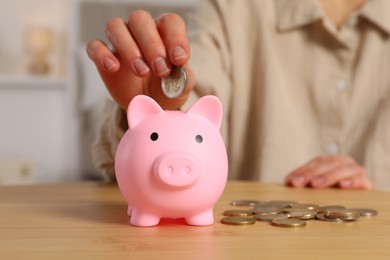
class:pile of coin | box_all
[221,199,378,228]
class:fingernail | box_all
[86,41,100,57]
[153,57,169,76]
[172,46,187,61]
[105,29,111,38]
[134,58,150,76]
[103,57,117,71]
[292,176,305,187]
[312,176,325,187]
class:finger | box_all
[310,163,364,188]
[286,156,355,188]
[286,156,344,187]
[127,10,170,77]
[86,39,120,73]
[285,158,320,187]
[338,175,374,190]
[155,13,190,65]
[105,17,151,77]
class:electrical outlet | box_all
[0,159,35,185]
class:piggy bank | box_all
[115,95,228,227]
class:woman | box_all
[87,0,390,190]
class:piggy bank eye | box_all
[195,135,203,143]
[150,132,159,141]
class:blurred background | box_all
[0,0,199,185]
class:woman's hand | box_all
[285,156,374,189]
[86,10,195,110]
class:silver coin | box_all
[325,209,360,221]
[253,206,283,215]
[161,65,187,98]
[292,203,319,211]
[264,200,298,208]
[348,208,378,217]
[253,213,288,222]
[230,200,261,207]
[317,205,346,213]
[287,211,317,220]
[315,213,343,222]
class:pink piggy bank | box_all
[115,95,228,227]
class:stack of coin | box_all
[320,209,360,221]
[220,199,378,227]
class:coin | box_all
[254,213,288,222]
[263,200,297,208]
[226,199,378,228]
[253,206,282,215]
[326,209,360,221]
[317,205,346,213]
[271,218,307,228]
[316,213,343,222]
[348,208,378,217]
[293,203,319,211]
[161,65,187,98]
[223,209,253,217]
[230,200,260,207]
[221,217,256,226]
[287,211,317,220]
[283,207,315,214]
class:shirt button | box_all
[336,80,347,91]
[326,143,340,155]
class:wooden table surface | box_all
[1,181,389,259]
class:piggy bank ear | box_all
[187,95,223,129]
[127,95,164,130]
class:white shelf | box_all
[0,75,67,89]
[77,0,199,7]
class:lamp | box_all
[26,27,53,75]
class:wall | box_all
[0,0,69,184]
[0,0,67,75]
[0,0,199,184]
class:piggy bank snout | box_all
[154,152,199,189]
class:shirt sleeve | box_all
[91,99,127,181]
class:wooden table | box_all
[1,181,389,259]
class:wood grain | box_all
[1,181,389,259]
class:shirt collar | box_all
[275,0,323,31]
[360,0,390,35]
[275,0,390,35]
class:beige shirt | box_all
[92,0,390,190]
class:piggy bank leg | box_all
[130,208,160,227]
[185,209,214,226]
[127,205,132,216]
